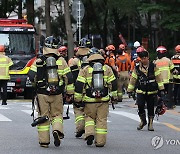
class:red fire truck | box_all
[0,19,36,99]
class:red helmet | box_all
[0,45,5,52]
[58,46,67,52]
[136,46,146,53]
[155,98,167,116]
[119,44,125,50]
[74,47,79,53]
[155,104,167,115]
[106,45,115,51]
[156,46,167,53]
[175,45,180,53]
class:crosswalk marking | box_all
[110,111,159,123]
[1,103,179,131]
[0,114,12,121]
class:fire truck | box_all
[0,19,36,99]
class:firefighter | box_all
[130,46,145,74]
[68,38,91,138]
[74,52,117,147]
[104,44,118,77]
[154,46,175,108]
[171,45,180,106]
[116,47,131,102]
[127,51,164,131]
[58,45,68,61]
[28,36,74,148]
[0,45,13,105]
[131,41,141,61]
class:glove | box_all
[111,97,118,104]
[65,94,73,104]
[159,90,165,97]
[127,91,133,98]
[74,101,84,108]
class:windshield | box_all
[0,33,35,54]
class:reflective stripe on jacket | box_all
[74,64,117,103]
[127,62,164,95]
[0,54,13,80]
[154,57,174,84]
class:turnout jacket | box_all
[127,62,164,94]
[171,53,180,83]
[74,64,117,103]
[28,56,74,95]
[154,57,174,84]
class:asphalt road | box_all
[0,97,180,154]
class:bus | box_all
[0,19,36,99]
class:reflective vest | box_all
[0,54,13,80]
[116,54,131,72]
[135,63,158,92]
[127,62,164,95]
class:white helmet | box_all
[133,41,140,48]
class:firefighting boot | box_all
[75,130,85,138]
[137,113,147,130]
[53,130,61,147]
[2,101,7,105]
[148,116,154,131]
[86,135,94,145]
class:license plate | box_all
[7,82,15,86]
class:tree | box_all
[64,0,74,59]
[26,0,34,24]
[45,0,51,36]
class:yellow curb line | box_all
[162,122,180,132]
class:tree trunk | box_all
[64,0,74,60]
[26,0,34,25]
[45,0,51,36]
[18,0,22,19]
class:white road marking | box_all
[110,111,159,123]
[0,114,12,121]
[0,106,9,109]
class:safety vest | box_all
[0,54,13,80]
[135,63,158,93]
[116,54,131,72]
[171,54,180,83]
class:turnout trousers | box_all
[137,93,156,117]
[117,71,130,101]
[73,105,85,133]
[84,102,109,146]
[37,94,64,145]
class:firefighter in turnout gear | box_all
[68,38,91,138]
[28,36,74,148]
[116,47,131,102]
[74,53,117,147]
[154,46,175,108]
[0,45,13,105]
[127,51,164,131]
[171,45,180,106]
